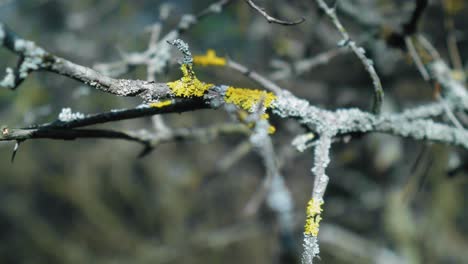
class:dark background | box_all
[0,0,467,263]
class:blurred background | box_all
[0,0,468,263]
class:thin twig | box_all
[405,36,430,80]
[403,0,428,35]
[444,17,464,74]
[94,0,234,77]
[270,47,347,80]
[436,95,464,129]
[244,0,305,26]
[227,59,283,94]
[315,0,384,114]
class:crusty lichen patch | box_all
[166,64,213,97]
[166,51,277,133]
[225,87,277,133]
[193,49,226,66]
[149,100,172,108]
[224,87,276,112]
[304,198,323,237]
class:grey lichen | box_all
[0,67,15,88]
[109,79,145,96]
[58,108,85,122]
[272,90,332,132]
[311,136,331,200]
[178,15,197,31]
[292,133,316,152]
[429,61,468,109]
[204,85,227,108]
[302,235,320,264]
[14,39,47,80]
[209,2,223,13]
[168,39,193,65]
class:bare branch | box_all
[244,0,305,26]
[1,119,249,159]
[1,127,152,144]
[403,0,428,35]
[0,22,172,100]
[270,47,347,80]
[314,0,384,114]
[405,36,430,80]
[226,58,283,94]
[53,100,209,129]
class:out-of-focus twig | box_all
[94,0,234,77]
[269,47,347,80]
[405,36,430,80]
[320,224,405,264]
[244,0,305,26]
[315,0,384,114]
[227,58,283,94]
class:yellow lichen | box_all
[267,125,276,134]
[167,64,213,97]
[451,69,466,82]
[304,198,324,237]
[225,87,276,112]
[225,87,277,134]
[149,100,172,108]
[193,49,226,66]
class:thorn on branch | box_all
[11,140,22,163]
[138,144,154,158]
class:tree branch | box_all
[244,0,305,26]
[314,0,384,114]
